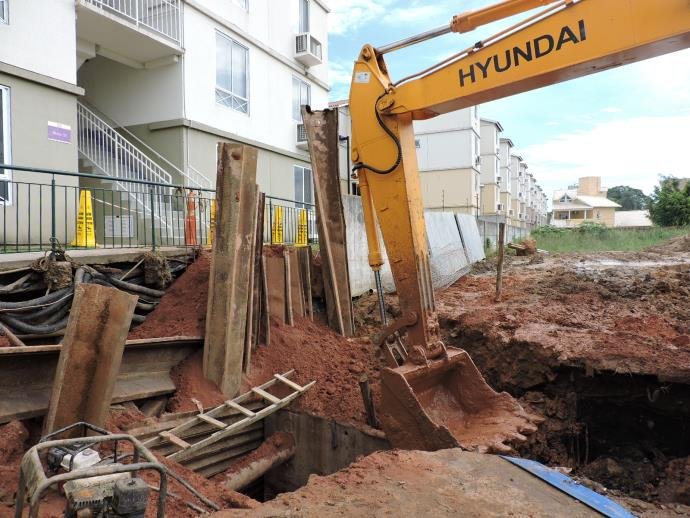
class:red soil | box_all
[245,317,382,427]
[128,253,211,340]
[167,350,228,413]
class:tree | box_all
[606,185,651,211]
[648,177,690,227]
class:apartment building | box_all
[479,119,502,217]
[498,137,514,225]
[0,0,329,245]
[415,107,481,215]
[509,155,523,227]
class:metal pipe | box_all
[376,24,452,54]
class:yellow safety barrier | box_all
[272,206,283,244]
[295,208,308,247]
[70,189,96,247]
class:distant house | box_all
[552,176,621,227]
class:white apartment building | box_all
[414,107,481,215]
[498,137,514,224]
[0,0,329,245]
[479,119,502,216]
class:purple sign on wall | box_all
[48,121,71,144]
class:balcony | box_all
[76,0,183,68]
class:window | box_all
[292,77,311,122]
[559,194,572,203]
[294,165,313,208]
[0,85,11,203]
[0,0,7,24]
[216,32,249,114]
[299,0,310,33]
[232,0,248,9]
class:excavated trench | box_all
[443,325,690,504]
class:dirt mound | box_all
[245,317,383,427]
[647,234,690,253]
[129,252,211,339]
[658,456,690,505]
[167,350,227,413]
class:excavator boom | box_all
[340,0,690,452]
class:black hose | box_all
[0,314,69,335]
[351,91,402,176]
[0,287,72,311]
[10,293,73,323]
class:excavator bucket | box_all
[379,347,541,453]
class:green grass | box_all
[530,223,690,253]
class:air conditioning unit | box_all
[295,33,322,67]
[296,123,308,150]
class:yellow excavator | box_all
[306,0,690,453]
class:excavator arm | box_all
[342,0,690,452]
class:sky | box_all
[325,0,690,200]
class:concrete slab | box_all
[425,211,470,290]
[214,449,608,517]
[0,246,194,270]
[456,213,486,264]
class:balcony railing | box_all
[82,0,182,44]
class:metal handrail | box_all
[77,104,173,190]
[0,164,215,192]
[81,0,182,44]
[77,101,212,189]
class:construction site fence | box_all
[0,165,317,254]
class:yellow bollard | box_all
[295,208,308,247]
[272,206,283,244]
[70,190,96,247]
[208,199,216,247]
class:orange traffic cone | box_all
[185,190,198,246]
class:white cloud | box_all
[521,115,690,196]
[383,5,448,26]
[600,107,621,113]
[328,0,392,36]
[328,59,353,101]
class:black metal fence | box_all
[0,164,317,253]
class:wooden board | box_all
[264,252,287,324]
[296,246,313,321]
[43,284,138,435]
[286,248,305,318]
[204,143,259,397]
[301,107,354,336]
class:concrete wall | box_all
[79,56,184,127]
[344,195,482,297]
[0,0,76,84]
[264,409,389,497]
[0,73,78,245]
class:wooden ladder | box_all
[144,370,315,463]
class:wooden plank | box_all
[301,107,354,336]
[251,193,266,351]
[204,143,259,397]
[260,254,271,346]
[297,246,314,321]
[243,189,262,375]
[274,373,304,392]
[43,284,138,435]
[160,431,191,450]
[252,387,281,404]
[264,252,287,324]
[287,248,305,318]
[283,249,294,325]
[197,413,228,429]
[226,401,256,417]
